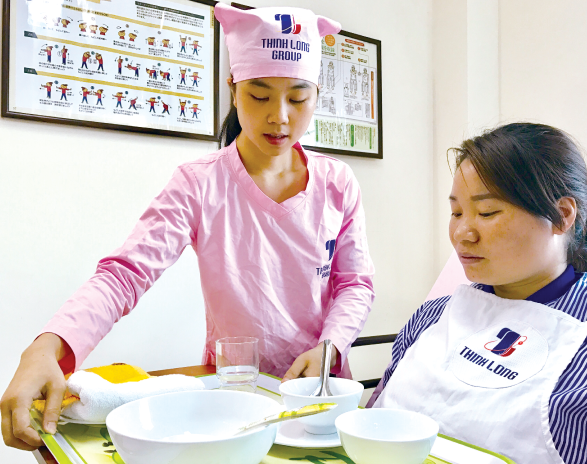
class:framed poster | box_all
[300,30,382,159]
[2,0,220,141]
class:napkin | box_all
[33,363,205,423]
[61,370,205,422]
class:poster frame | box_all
[308,29,383,160]
[1,0,220,142]
[231,2,383,159]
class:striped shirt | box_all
[381,269,587,464]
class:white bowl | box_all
[335,409,439,464]
[106,390,282,464]
[279,377,363,435]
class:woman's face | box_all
[232,77,317,157]
[449,159,568,292]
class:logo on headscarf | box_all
[484,328,527,357]
[275,14,301,34]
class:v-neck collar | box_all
[226,140,313,219]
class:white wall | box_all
[499,0,587,148]
[0,1,436,461]
[432,0,500,274]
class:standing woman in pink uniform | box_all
[1,4,375,451]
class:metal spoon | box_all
[310,339,333,397]
[233,403,337,436]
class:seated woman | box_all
[370,123,587,464]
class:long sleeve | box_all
[319,169,375,374]
[40,166,202,370]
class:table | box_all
[33,365,216,464]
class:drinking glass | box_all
[216,337,259,393]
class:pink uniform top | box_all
[41,142,375,378]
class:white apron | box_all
[374,285,587,464]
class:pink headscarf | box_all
[214,3,341,85]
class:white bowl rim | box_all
[105,390,280,445]
[335,408,439,443]
[279,377,364,399]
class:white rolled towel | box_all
[61,370,205,422]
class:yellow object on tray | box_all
[84,363,150,384]
[33,363,150,413]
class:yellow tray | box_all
[31,372,516,464]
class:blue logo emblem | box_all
[326,240,336,261]
[275,14,301,34]
[484,328,527,357]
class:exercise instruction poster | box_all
[299,32,380,157]
[7,0,215,137]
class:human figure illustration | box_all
[343,83,349,98]
[161,39,170,48]
[179,99,187,117]
[89,24,98,34]
[40,82,53,99]
[96,53,104,71]
[51,17,61,27]
[60,19,71,28]
[349,65,357,96]
[191,103,200,118]
[80,87,90,104]
[191,72,200,87]
[345,100,352,115]
[129,33,137,42]
[128,96,138,110]
[146,68,157,80]
[329,97,335,115]
[146,37,156,46]
[116,56,123,74]
[79,22,87,32]
[99,26,108,36]
[179,67,187,85]
[318,61,324,87]
[179,36,187,53]
[60,46,68,65]
[192,40,201,55]
[93,89,104,106]
[81,52,90,69]
[43,45,53,63]
[146,97,158,113]
[159,70,171,81]
[126,63,139,77]
[361,68,369,98]
[118,30,125,40]
[327,61,335,90]
[161,101,170,114]
[113,92,126,108]
[59,84,69,101]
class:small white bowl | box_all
[279,377,363,435]
[335,409,439,464]
[106,390,282,464]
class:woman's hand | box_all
[1,333,66,450]
[282,342,339,382]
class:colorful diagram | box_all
[14,0,213,135]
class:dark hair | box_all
[450,122,587,272]
[220,102,241,147]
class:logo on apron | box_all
[484,328,528,357]
[450,321,549,389]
